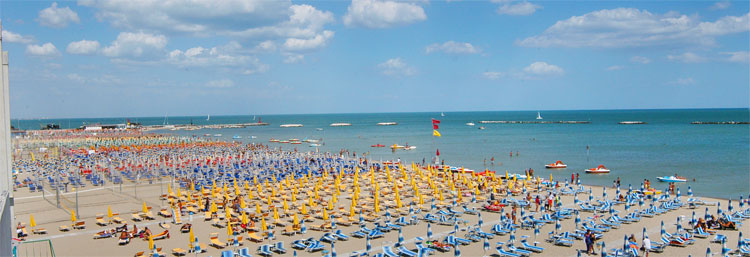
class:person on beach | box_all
[642,235,651,257]
[491,157,495,166]
[584,230,593,254]
[535,195,541,212]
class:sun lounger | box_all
[112,216,126,224]
[144,212,156,220]
[257,244,274,256]
[96,217,108,226]
[32,227,47,235]
[210,234,226,249]
[507,245,534,256]
[171,248,187,256]
[247,231,264,242]
[238,247,252,257]
[519,241,544,253]
[132,213,143,221]
[158,209,172,218]
[272,241,287,254]
[73,221,86,229]
[226,236,243,246]
[497,248,522,257]
[153,230,170,240]
[383,246,398,257]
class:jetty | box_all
[280,124,304,128]
[690,121,749,124]
[478,120,590,124]
[618,121,646,124]
[143,122,268,131]
[377,122,398,126]
[330,123,352,127]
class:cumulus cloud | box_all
[283,30,334,51]
[523,62,564,75]
[2,30,34,44]
[378,58,416,77]
[495,0,541,16]
[167,42,269,75]
[606,65,624,71]
[482,71,504,80]
[81,1,335,54]
[518,8,750,48]
[670,77,696,85]
[630,56,651,64]
[206,79,234,88]
[67,40,100,55]
[343,0,426,29]
[425,41,481,54]
[710,1,731,10]
[102,32,167,58]
[667,52,705,63]
[721,51,749,63]
[38,2,80,28]
[26,43,60,57]
[283,53,305,63]
[67,73,124,85]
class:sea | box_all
[12,108,750,199]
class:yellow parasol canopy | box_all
[142,201,149,214]
[71,210,77,223]
[189,227,195,249]
[30,214,36,228]
[107,206,113,218]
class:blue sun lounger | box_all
[397,246,417,257]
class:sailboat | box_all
[536,112,543,120]
[253,115,256,120]
[206,114,210,121]
[441,112,445,117]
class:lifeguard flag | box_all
[436,149,440,156]
[432,119,441,124]
[433,124,439,129]
[433,130,441,137]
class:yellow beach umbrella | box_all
[226,221,233,236]
[261,216,267,231]
[168,184,173,195]
[142,201,149,214]
[255,203,262,214]
[293,213,299,226]
[30,214,36,228]
[107,206,113,218]
[148,235,154,250]
[189,227,195,249]
[301,204,308,215]
[211,202,218,213]
[322,208,329,220]
[240,198,247,209]
[244,181,250,191]
[273,207,280,221]
[71,210,77,223]
[242,212,248,225]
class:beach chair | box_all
[711,234,726,243]
[320,232,336,243]
[132,213,143,221]
[257,244,273,256]
[334,230,349,241]
[496,247,522,257]
[171,248,187,256]
[507,245,533,257]
[73,221,86,229]
[112,216,126,224]
[397,246,417,257]
[210,233,226,249]
[153,230,170,240]
[694,227,710,238]
[519,240,544,253]
[292,239,308,250]
[272,241,287,254]
[221,250,234,257]
[158,209,172,218]
[383,246,398,257]
[305,240,325,252]
[32,227,47,235]
[238,247,252,257]
[96,216,109,226]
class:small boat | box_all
[536,112,543,120]
[478,126,486,130]
[377,122,398,126]
[269,138,279,142]
[656,176,687,182]
[213,134,222,137]
[466,122,475,126]
[203,133,211,137]
[585,165,610,174]
[382,161,400,165]
[279,140,290,143]
[309,143,321,147]
[330,123,351,127]
[232,135,242,139]
[545,160,567,169]
[289,138,300,142]
[280,124,303,128]
[206,114,210,121]
[371,144,385,147]
[290,141,302,145]
[390,144,405,149]
[403,146,416,150]
[250,136,257,139]
[448,167,475,173]
[316,128,324,131]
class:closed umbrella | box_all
[478,212,483,227]
[483,237,490,257]
[729,199,733,213]
[454,242,461,257]
[534,224,540,245]
[555,219,561,234]
[660,220,665,236]
[397,227,404,247]
[676,216,682,233]
[600,241,606,257]
[427,222,432,239]
[706,246,711,257]
[366,234,371,252]
[575,211,581,230]
[331,241,337,257]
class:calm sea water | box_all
[12,109,750,198]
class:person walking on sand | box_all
[642,234,651,257]
[535,195,541,212]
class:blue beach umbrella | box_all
[600,241,607,257]
[366,235,371,252]
[331,241,337,257]
[616,186,620,198]
[534,225,540,244]
[478,212,483,227]
[194,237,201,253]
[739,232,744,250]
[603,187,607,200]
[574,194,579,205]
[660,221,665,236]
[692,211,697,225]
[628,184,632,194]
[427,223,432,239]
[688,186,693,197]
[555,219,561,234]
[294,250,297,257]
[152,245,158,257]
[359,211,364,226]
[729,199,734,213]
[639,197,644,208]
[397,227,404,247]
[718,202,722,216]
[431,199,436,211]
[642,227,647,239]
[483,237,490,256]
[676,216,682,233]
[454,242,461,257]
[331,215,336,230]
[510,228,516,244]
[740,196,744,208]
[454,220,459,234]
[722,237,729,256]
[575,211,581,229]
[676,188,681,199]
[625,201,631,212]
[472,193,477,203]
[623,235,628,252]
[589,191,594,203]
[520,208,525,219]
[705,207,710,220]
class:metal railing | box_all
[16,239,55,257]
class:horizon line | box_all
[11,106,750,121]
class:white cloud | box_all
[710,1,731,10]
[378,58,416,77]
[606,65,624,71]
[2,30,34,44]
[283,30,334,51]
[67,40,100,55]
[206,79,234,88]
[670,77,696,85]
[482,71,504,80]
[81,1,335,54]
[667,52,705,63]
[167,42,269,75]
[66,73,124,85]
[425,41,481,54]
[26,43,60,57]
[38,2,80,28]
[343,0,427,29]
[283,53,305,63]
[518,8,750,48]
[630,56,651,64]
[102,32,167,58]
[495,1,541,16]
[721,51,749,63]
[523,61,563,75]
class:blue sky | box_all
[1,0,748,118]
